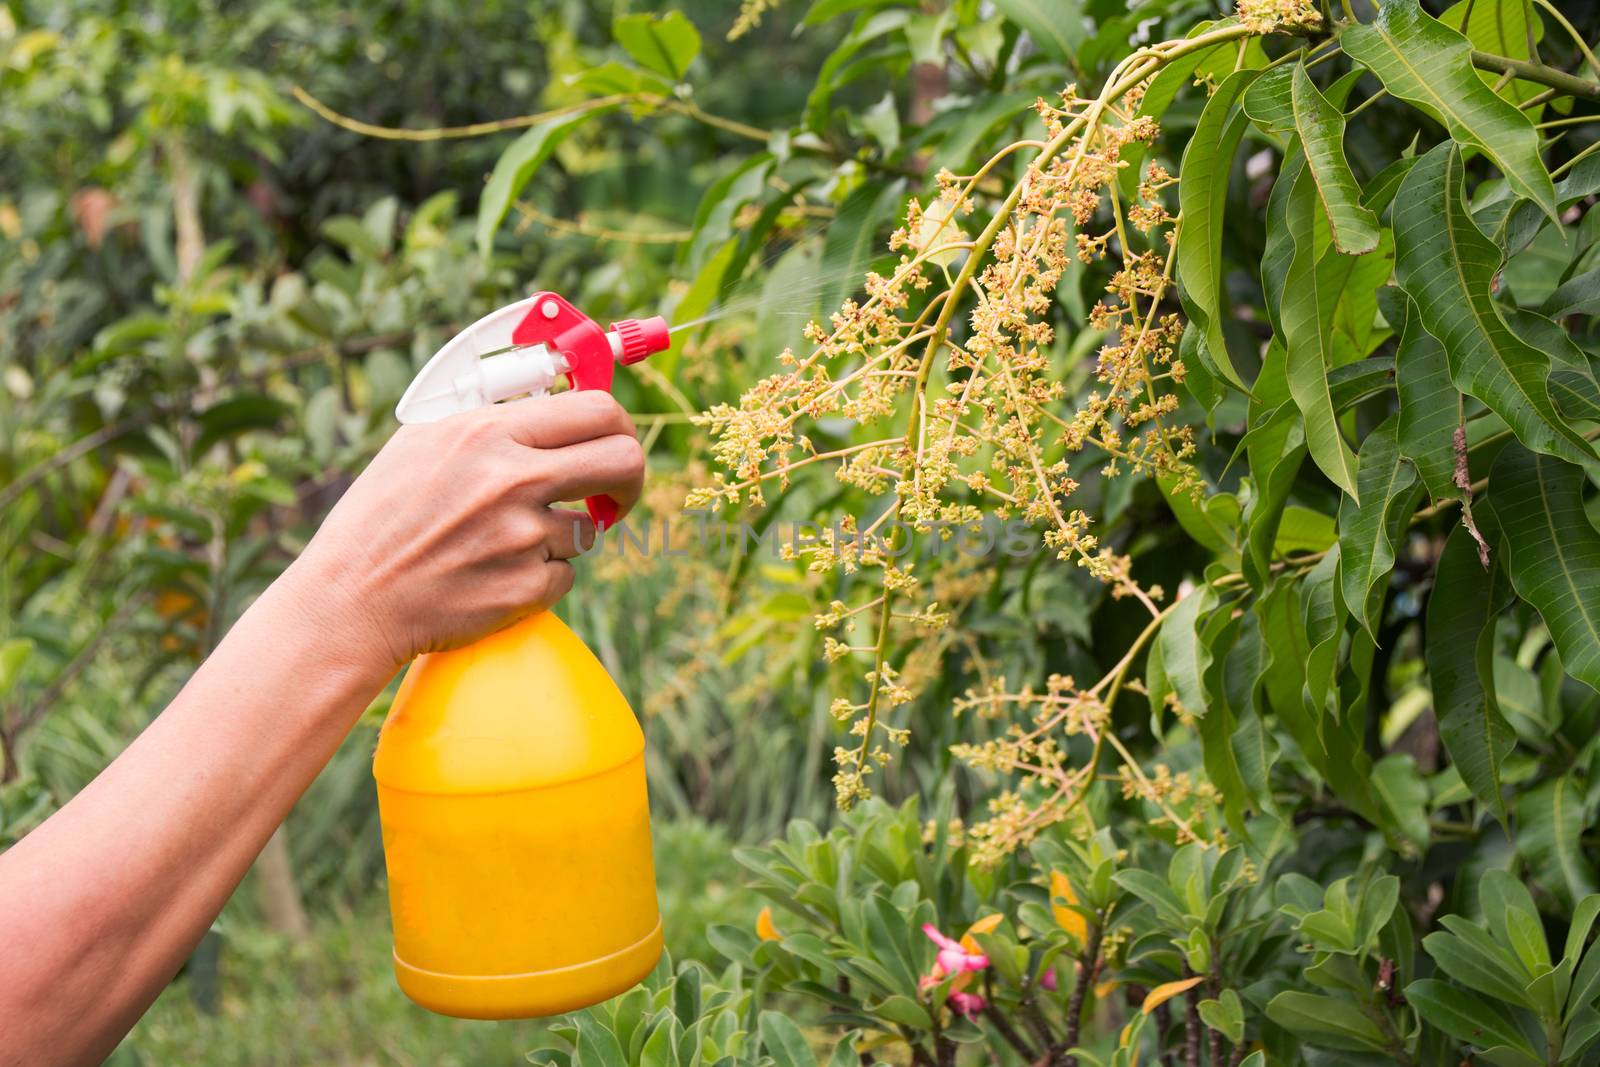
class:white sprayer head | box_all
[395,294,669,424]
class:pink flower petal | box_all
[947,991,987,1017]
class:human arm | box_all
[0,390,644,1066]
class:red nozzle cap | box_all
[610,315,671,365]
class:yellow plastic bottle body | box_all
[373,611,662,1019]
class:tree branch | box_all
[1470,50,1600,100]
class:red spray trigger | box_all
[509,294,671,529]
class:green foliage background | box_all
[3,0,1600,1064]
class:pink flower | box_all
[947,991,988,1017]
[1038,967,1059,992]
[922,923,989,977]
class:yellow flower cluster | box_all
[693,16,1276,839]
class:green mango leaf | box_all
[820,179,905,314]
[1336,417,1422,640]
[1158,475,1239,558]
[613,11,701,80]
[1177,69,1260,392]
[991,0,1085,65]
[1543,266,1600,319]
[1485,446,1600,694]
[1242,63,1294,136]
[1342,0,1556,220]
[1282,161,1360,499]
[476,108,615,258]
[1122,20,1262,199]
[1392,292,1460,502]
[1158,585,1220,718]
[1517,775,1598,911]
[1428,524,1514,824]
[1328,355,1397,412]
[1243,390,1306,588]
[1393,145,1595,471]
[1290,63,1379,255]
[1405,979,1541,1061]
[1373,754,1430,849]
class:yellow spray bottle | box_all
[374,292,671,1018]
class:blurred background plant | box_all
[4,0,1600,1064]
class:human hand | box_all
[285,390,644,676]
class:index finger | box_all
[488,389,637,450]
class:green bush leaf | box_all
[1290,62,1379,255]
[1427,524,1514,824]
[1424,927,1534,1007]
[1392,145,1595,471]
[613,11,701,80]
[1177,68,1259,392]
[1336,417,1421,640]
[760,1011,817,1067]
[1405,979,1540,1060]
[1342,0,1556,219]
[1264,991,1388,1051]
[1485,446,1600,694]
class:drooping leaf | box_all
[1391,291,1460,502]
[991,0,1085,66]
[1372,754,1431,850]
[613,10,702,80]
[1291,62,1379,255]
[1543,266,1600,319]
[1485,445,1600,694]
[1242,63,1294,136]
[1392,145,1596,471]
[1143,976,1205,1014]
[1517,774,1598,910]
[1282,161,1360,498]
[1259,147,1303,340]
[1122,20,1263,199]
[820,179,905,313]
[1177,68,1260,392]
[1328,355,1397,412]
[476,108,615,258]
[1241,395,1307,588]
[1159,585,1220,717]
[1428,524,1514,824]
[1337,418,1422,640]
[1342,0,1556,219]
